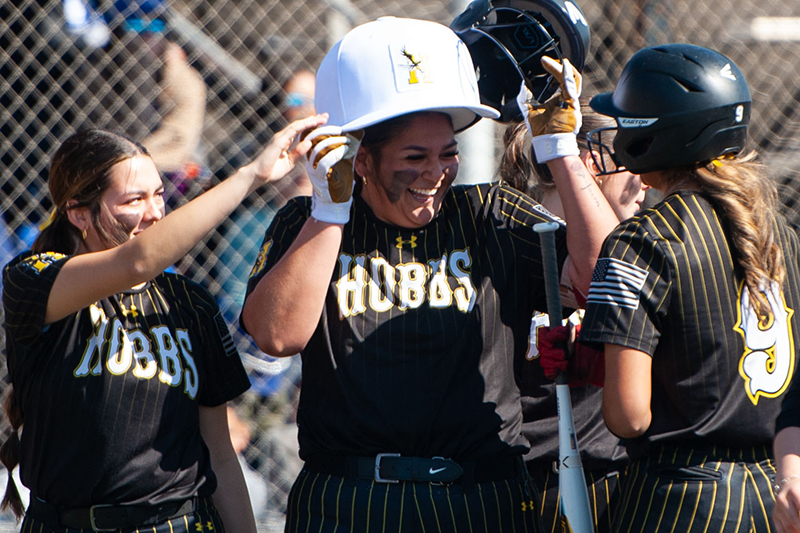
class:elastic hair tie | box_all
[38,209,58,231]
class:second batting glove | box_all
[517,57,582,163]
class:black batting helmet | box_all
[588,43,751,175]
[451,0,591,122]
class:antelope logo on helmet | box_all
[619,117,658,128]
[399,47,430,85]
[719,63,737,81]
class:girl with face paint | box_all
[240,17,621,532]
[1,115,326,533]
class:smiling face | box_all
[355,112,459,228]
[81,155,166,252]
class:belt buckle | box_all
[89,504,117,532]
[374,453,401,484]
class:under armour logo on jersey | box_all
[396,235,418,249]
[119,302,139,317]
[719,63,736,81]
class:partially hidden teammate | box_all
[240,16,619,532]
[500,100,648,533]
[1,114,326,532]
[577,43,800,532]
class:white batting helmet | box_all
[315,16,500,133]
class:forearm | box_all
[211,454,258,533]
[124,167,259,279]
[774,428,800,533]
[602,344,652,438]
[776,428,800,480]
[198,405,257,533]
[546,156,619,294]
[242,218,343,356]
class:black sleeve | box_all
[239,197,311,334]
[3,251,70,344]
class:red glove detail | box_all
[537,325,570,380]
[537,323,605,387]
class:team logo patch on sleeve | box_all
[587,258,648,309]
[249,240,273,278]
[20,252,66,274]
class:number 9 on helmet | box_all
[451,0,591,122]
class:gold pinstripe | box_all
[317,474,332,533]
[410,482,428,533]
[744,464,772,532]
[669,481,690,533]
[398,480,405,533]
[685,475,703,533]
[503,479,518,533]
[365,479,374,533]
[445,486,458,532]
[717,459,736,533]
[477,482,489,533]
[332,475,344,533]
[427,484,444,533]
[305,472,320,533]
[461,488,475,533]
[289,470,310,533]
[349,480,357,533]
[731,467,748,533]
[383,482,393,533]
[623,461,652,533]
[489,482,503,533]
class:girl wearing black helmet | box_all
[499,98,649,533]
[577,43,800,532]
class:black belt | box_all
[304,453,524,485]
[26,496,197,531]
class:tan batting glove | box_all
[517,57,583,162]
[305,126,363,224]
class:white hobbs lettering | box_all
[73,305,200,399]
[336,248,476,317]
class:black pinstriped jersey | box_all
[3,251,250,507]
[580,191,800,459]
[243,182,567,462]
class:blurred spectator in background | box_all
[217,67,316,328]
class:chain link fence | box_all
[3,0,800,530]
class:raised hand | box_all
[517,57,583,162]
[245,114,329,188]
[304,125,363,224]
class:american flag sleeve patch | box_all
[215,312,238,358]
[587,257,648,309]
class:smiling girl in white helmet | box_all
[241,16,619,532]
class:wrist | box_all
[531,133,579,163]
[774,474,800,494]
[311,193,352,224]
